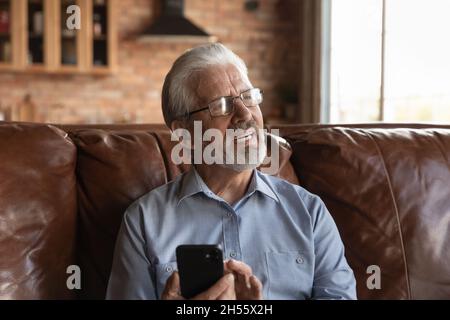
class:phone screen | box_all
[176,244,224,299]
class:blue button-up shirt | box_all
[106,168,356,300]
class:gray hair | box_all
[162,43,251,128]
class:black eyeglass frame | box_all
[184,88,263,119]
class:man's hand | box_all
[225,259,263,300]
[161,259,263,300]
[161,271,236,300]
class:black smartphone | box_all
[176,244,224,299]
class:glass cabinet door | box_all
[27,0,45,65]
[92,0,108,67]
[61,0,77,66]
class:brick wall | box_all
[0,0,300,124]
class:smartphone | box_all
[176,244,224,299]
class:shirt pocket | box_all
[154,261,178,299]
[265,250,313,299]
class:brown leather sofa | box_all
[1,121,449,300]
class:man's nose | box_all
[231,98,252,124]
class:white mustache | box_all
[234,127,256,140]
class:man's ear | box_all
[170,119,194,150]
[171,119,191,132]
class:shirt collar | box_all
[251,170,279,203]
[177,167,279,206]
[177,169,203,206]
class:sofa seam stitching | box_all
[149,132,169,183]
[363,130,412,299]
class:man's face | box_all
[187,64,265,170]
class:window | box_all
[328,0,450,123]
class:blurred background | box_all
[0,0,449,125]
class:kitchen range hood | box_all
[139,0,217,43]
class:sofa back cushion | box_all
[286,127,450,299]
[0,123,77,299]
[69,129,170,299]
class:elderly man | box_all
[106,43,356,300]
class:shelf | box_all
[57,65,80,73]
[24,64,46,73]
[0,63,113,75]
[93,34,107,40]
[28,33,43,38]
[91,66,112,75]
[0,63,14,70]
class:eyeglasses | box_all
[186,88,263,118]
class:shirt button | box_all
[166,266,173,273]
[230,251,237,258]
[296,256,304,264]
[227,212,233,218]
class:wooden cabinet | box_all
[0,0,117,74]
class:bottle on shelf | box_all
[0,101,4,121]
[17,94,37,122]
[33,11,44,35]
[93,13,102,36]
[28,51,33,64]
[0,9,9,33]
[2,41,11,61]
[62,40,76,64]
[0,103,12,121]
